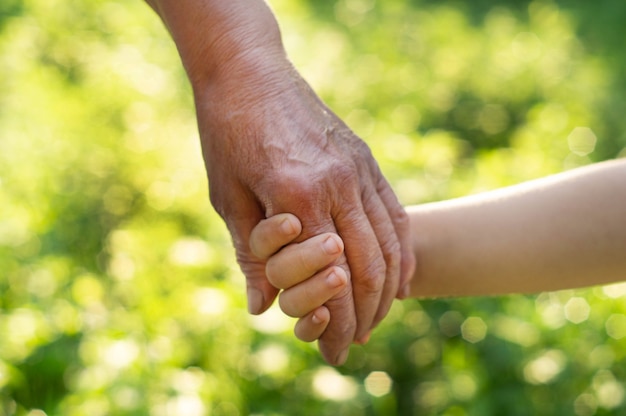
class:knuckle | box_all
[331,162,359,186]
[261,172,327,216]
[323,318,354,343]
[381,237,402,275]
[261,163,360,234]
[325,290,357,334]
[273,161,358,198]
[356,261,386,295]
[273,172,317,196]
[330,166,362,202]
[392,206,411,228]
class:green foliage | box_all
[1,0,626,415]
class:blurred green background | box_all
[2,0,626,414]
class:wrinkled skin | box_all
[146,0,415,365]
[199,66,414,364]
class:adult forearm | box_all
[409,160,626,297]
[145,0,288,89]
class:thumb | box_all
[220,195,280,315]
[244,267,280,315]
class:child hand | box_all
[249,213,348,342]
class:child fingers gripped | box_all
[249,213,347,342]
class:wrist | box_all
[193,45,294,111]
[187,2,288,92]
[149,0,288,91]
[185,5,297,122]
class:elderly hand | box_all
[201,65,414,364]
[147,0,415,365]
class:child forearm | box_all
[409,159,626,298]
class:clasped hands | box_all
[200,67,415,366]
[146,0,415,366]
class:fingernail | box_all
[322,236,342,255]
[326,269,345,288]
[312,312,323,325]
[336,348,350,365]
[280,217,297,235]
[355,331,371,345]
[247,287,264,314]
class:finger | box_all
[288,221,356,365]
[261,172,357,365]
[295,306,330,342]
[278,266,348,317]
[317,284,355,365]
[249,213,302,260]
[354,330,372,345]
[266,233,344,289]
[358,183,401,335]
[375,171,416,299]
[217,187,279,315]
[332,192,386,344]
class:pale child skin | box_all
[249,159,626,343]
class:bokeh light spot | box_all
[479,104,510,135]
[574,393,597,416]
[535,293,566,329]
[364,371,393,397]
[195,288,229,317]
[252,344,289,375]
[112,387,141,411]
[171,367,205,394]
[108,252,136,281]
[312,367,358,401]
[249,305,292,334]
[103,339,140,370]
[165,395,205,416]
[169,238,213,266]
[564,297,590,324]
[27,268,57,298]
[439,311,464,337]
[605,314,626,339]
[450,373,478,401]
[523,349,566,384]
[589,345,615,370]
[567,127,597,156]
[146,180,175,211]
[593,370,625,409]
[492,315,539,347]
[602,282,626,298]
[409,337,440,367]
[461,317,487,343]
[72,274,104,307]
[404,310,432,336]
[414,381,450,410]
